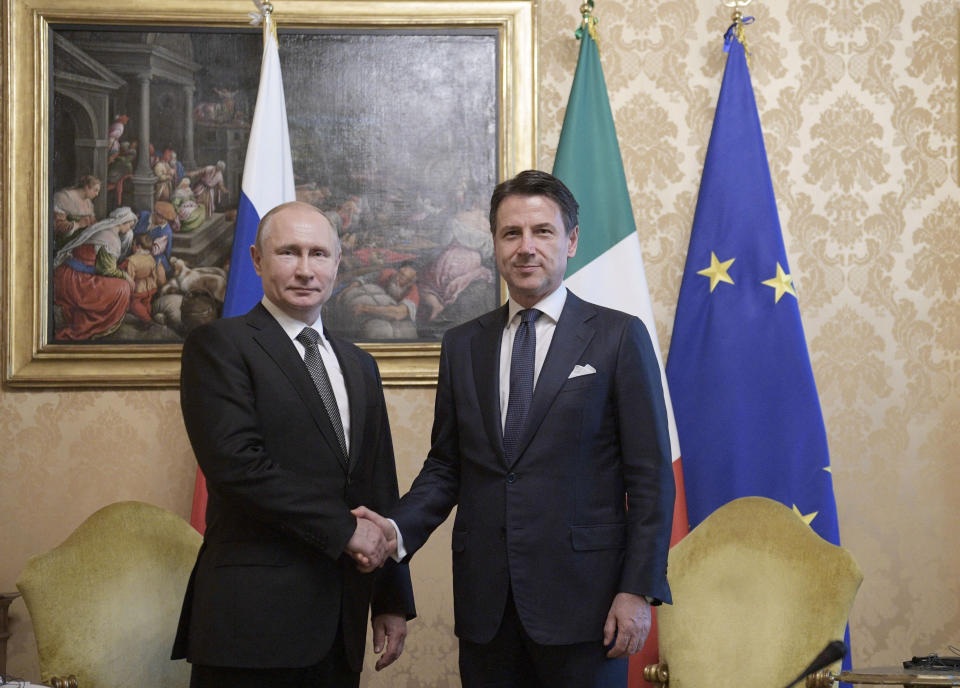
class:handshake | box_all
[345,506,399,573]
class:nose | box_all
[519,231,536,254]
[294,253,312,277]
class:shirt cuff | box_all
[387,518,407,561]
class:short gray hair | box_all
[254,201,341,257]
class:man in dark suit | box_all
[357,170,675,687]
[173,201,415,688]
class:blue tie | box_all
[503,309,541,461]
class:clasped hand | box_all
[344,506,398,573]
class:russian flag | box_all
[190,14,296,533]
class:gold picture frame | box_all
[3,0,535,387]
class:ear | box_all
[567,225,579,258]
[250,244,263,276]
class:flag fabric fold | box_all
[665,26,850,671]
[189,17,296,533]
[552,25,689,687]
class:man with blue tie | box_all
[358,170,675,687]
[173,201,415,687]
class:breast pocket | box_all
[559,372,597,393]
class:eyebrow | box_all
[499,222,557,232]
[273,243,329,252]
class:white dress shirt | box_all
[498,285,568,430]
[261,297,350,453]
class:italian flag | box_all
[552,22,689,687]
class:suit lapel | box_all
[508,292,595,467]
[328,334,366,473]
[247,304,348,472]
[472,305,509,463]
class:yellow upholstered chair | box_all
[644,496,862,688]
[17,501,201,688]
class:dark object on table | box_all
[904,655,960,671]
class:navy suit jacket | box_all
[392,291,673,645]
[172,303,415,671]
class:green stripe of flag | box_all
[553,28,636,276]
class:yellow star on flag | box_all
[792,504,818,526]
[697,252,735,292]
[762,262,797,303]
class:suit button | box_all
[506,473,517,484]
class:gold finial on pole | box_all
[249,0,277,43]
[575,0,599,41]
[724,0,753,27]
[723,0,753,67]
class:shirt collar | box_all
[506,284,567,327]
[261,297,329,349]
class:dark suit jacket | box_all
[172,303,415,671]
[391,291,673,645]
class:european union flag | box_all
[665,30,841,547]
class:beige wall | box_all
[3,0,958,684]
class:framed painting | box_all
[3,0,535,387]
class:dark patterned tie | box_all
[296,327,348,462]
[503,309,541,461]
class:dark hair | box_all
[488,170,579,235]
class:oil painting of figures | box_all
[49,27,499,344]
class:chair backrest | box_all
[656,496,862,688]
[17,501,201,688]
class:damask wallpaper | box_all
[1,0,957,685]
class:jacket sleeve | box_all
[615,317,675,604]
[390,334,462,558]
[364,360,417,619]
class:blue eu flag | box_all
[666,26,852,682]
[665,30,842,548]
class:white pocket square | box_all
[568,364,596,379]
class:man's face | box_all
[386,266,417,303]
[396,266,417,290]
[251,205,341,323]
[493,194,578,308]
